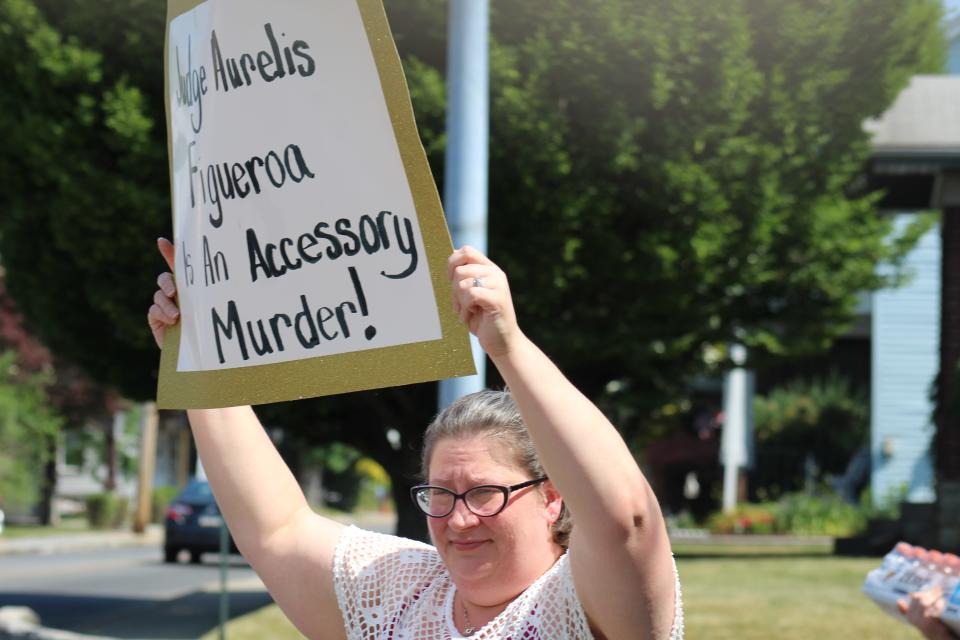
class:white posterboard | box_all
[158,0,474,408]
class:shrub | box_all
[753,373,868,498]
[85,493,129,529]
[773,493,866,536]
[705,492,870,536]
[707,503,778,534]
[152,486,181,523]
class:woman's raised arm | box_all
[148,238,346,640]
[449,245,678,640]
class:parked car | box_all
[164,479,238,563]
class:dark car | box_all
[164,479,239,563]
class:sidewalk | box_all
[0,525,164,557]
[0,509,396,557]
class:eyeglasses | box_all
[410,477,548,518]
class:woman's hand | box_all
[448,246,521,358]
[147,237,180,349]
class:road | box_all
[0,547,275,639]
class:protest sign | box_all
[157,0,475,408]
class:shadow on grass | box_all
[0,590,274,639]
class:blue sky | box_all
[948,0,960,17]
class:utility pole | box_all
[133,403,158,533]
[438,0,490,408]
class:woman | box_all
[149,239,683,639]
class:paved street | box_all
[0,546,273,639]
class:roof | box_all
[865,75,960,159]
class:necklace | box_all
[461,596,477,636]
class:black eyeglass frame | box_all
[409,476,549,518]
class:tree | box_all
[0,0,945,536]
[0,271,118,522]
[0,0,169,399]
[481,0,943,406]
[0,351,61,514]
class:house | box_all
[860,13,960,549]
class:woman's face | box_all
[426,434,563,605]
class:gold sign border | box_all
[158,0,475,409]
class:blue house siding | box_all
[871,214,940,504]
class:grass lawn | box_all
[678,553,915,639]
[200,604,303,640]
[202,547,917,639]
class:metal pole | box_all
[219,519,229,639]
[438,0,490,408]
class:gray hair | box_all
[421,389,572,549]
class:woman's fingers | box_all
[148,301,176,349]
[456,282,500,323]
[158,237,176,272]
[453,266,503,315]
[153,288,180,321]
[450,263,497,313]
[446,246,518,356]
[149,239,179,349]
[157,272,176,297]
[148,288,180,349]
[447,245,495,281]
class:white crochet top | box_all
[333,526,684,639]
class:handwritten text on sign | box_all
[168,0,441,372]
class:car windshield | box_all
[178,481,214,502]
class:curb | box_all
[0,526,163,557]
[0,511,397,558]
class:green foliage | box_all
[304,442,364,511]
[303,444,393,512]
[773,493,866,537]
[307,442,362,474]
[474,0,945,417]
[84,492,128,529]
[753,372,869,493]
[0,351,61,510]
[0,0,168,400]
[859,484,907,520]
[706,492,869,536]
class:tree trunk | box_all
[104,412,120,492]
[387,464,428,542]
[362,384,435,542]
[39,433,58,525]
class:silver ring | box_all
[472,277,484,288]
